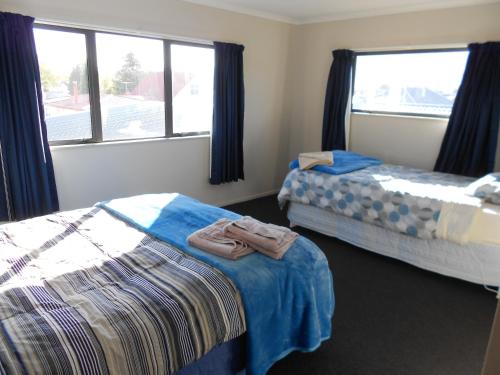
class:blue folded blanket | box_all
[97,194,334,375]
[290,150,382,175]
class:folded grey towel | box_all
[187,219,254,260]
[224,216,299,259]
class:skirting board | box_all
[215,189,280,208]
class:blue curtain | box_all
[0,12,59,221]
[322,49,354,151]
[210,42,245,185]
[434,42,500,177]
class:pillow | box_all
[465,173,500,204]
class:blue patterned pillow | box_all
[465,173,500,204]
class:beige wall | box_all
[285,3,500,170]
[350,114,449,170]
[1,1,499,210]
[0,0,291,210]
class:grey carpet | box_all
[224,195,497,375]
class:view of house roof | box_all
[46,96,164,142]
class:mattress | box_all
[175,335,246,375]
[287,202,500,287]
[0,207,246,375]
[0,193,334,375]
[278,164,475,241]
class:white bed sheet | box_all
[287,202,500,287]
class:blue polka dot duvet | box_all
[278,164,475,240]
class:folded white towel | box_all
[436,201,500,246]
[436,202,479,245]
[298,151,334,170]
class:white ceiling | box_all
[182,0,499,24]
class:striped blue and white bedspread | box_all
[0,207,246,375]
[278,164,475,240]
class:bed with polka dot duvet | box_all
[278,161,476,241]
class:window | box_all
[96,33,165,141]
[170,44,214,134]
[352,49,469,118]
[34,28,92,142]
[34,25,214,145]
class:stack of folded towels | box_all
[187,216,299,260]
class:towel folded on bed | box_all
[290,150,382,175]
[224,216,299,260]
[437,200,500,246]
[187,218,254,259]
[298,151,334,170]
[188,216,298,260]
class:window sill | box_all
[50,134,210,150]
[351,112,449,122]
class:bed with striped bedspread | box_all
[0,207,246,375]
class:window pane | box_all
[96,33,165,141]
[34,28,92,142]
[352,51,469,117]
[171,44,214,134]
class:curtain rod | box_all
[35,17,214,46]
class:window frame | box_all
[165,40,215,138]
[34,23,213,146]
[351,48,468,119]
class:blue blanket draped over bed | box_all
[98,194,334,375]
[290,150,382,175]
